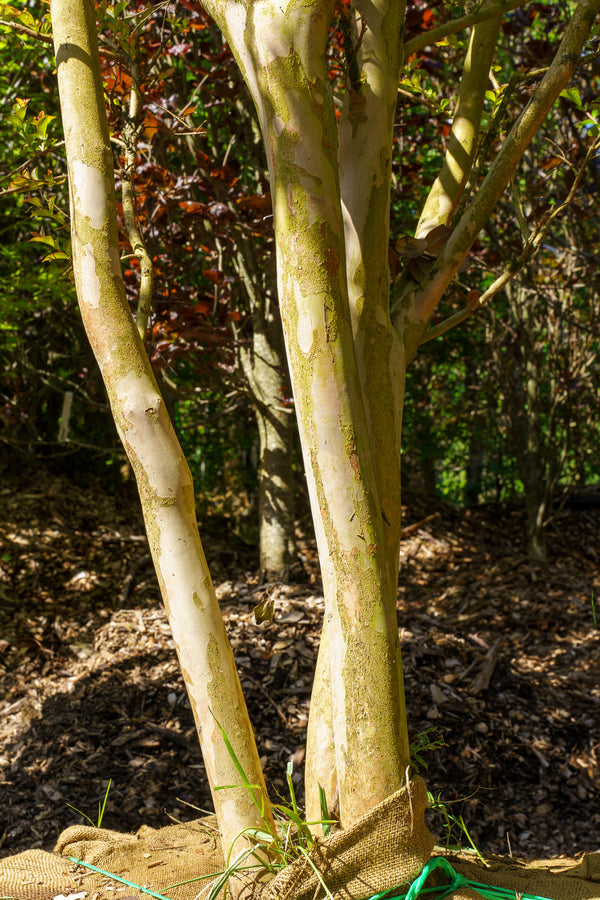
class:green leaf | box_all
[560,86,582,109]
[19,9,35,26]
[285,761,299,818]
[29,234,56,247]
[6,113,26,129]
[29,207,67,224]
[34,112,55,138]
[42,250,70,262]
[97,779,112,828]
[318,784,331,836]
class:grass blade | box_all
[296,846,334,900]
[318,784,331,837]
[209,710,272,832]
[97,778,112,828]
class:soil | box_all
[1,470,599,863]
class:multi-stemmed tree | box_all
[45,0,599,885]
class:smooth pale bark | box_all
[304,623,337,833]
[396,0,600,357]
[415,15,501,239]
[202,0,408,826]
[338,0,407,573]
[50,0,274,861]
[304,0,410,823]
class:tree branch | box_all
[120,57,154,341]
[0,18,51,44]
[404,0,600,341]
[418,303,474,344]
[475,134,600,306]
[415,13,502,239]
[0,17,125,62]
[402,0,530,59]
[419,132,600,345]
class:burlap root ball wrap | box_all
[0,777,433,900]
[248,775,434,900]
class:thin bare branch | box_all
[418,303,474,343]
[406,0,600,336]
[402,0,530,59]
[0,17,125,62]
[476,135,600,306]
[416,13,502,239]
[120,58,154,341]
[419,133,600,344]
[0,18,53,45]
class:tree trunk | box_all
[464,353,484,507]
[203,0,410,826]
[252,306,296,579]
[505,283,549,566]
[50,0,600,863]
[525,490,548,566]
[50,0,275,862]
[234,243,297,580]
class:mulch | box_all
[0,470,599,861]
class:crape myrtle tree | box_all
[47,0,598,871]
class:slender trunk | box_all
[525,489,548,566]
[464,353,484,507]
[464,443,484,507]
[523,340,548,565]
[50,0,275,862]
[505,284,549,566]
[252,309,296,579]
[234,235,297,579]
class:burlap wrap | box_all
[255,775,433,900]
[449,850,600,900]
[0,816,224,900]
[2,780,599,900]
[0,776,433,900]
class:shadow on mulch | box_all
[0,473,599,862]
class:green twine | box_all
[69,856,172,899]
[366,857,555,900]
[68,853,556,900]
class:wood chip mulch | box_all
[0,472,599,862]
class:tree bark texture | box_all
[234,212,298,580]
[252,305,297,579]
[202,0,410,826]
[50,0,275,860]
